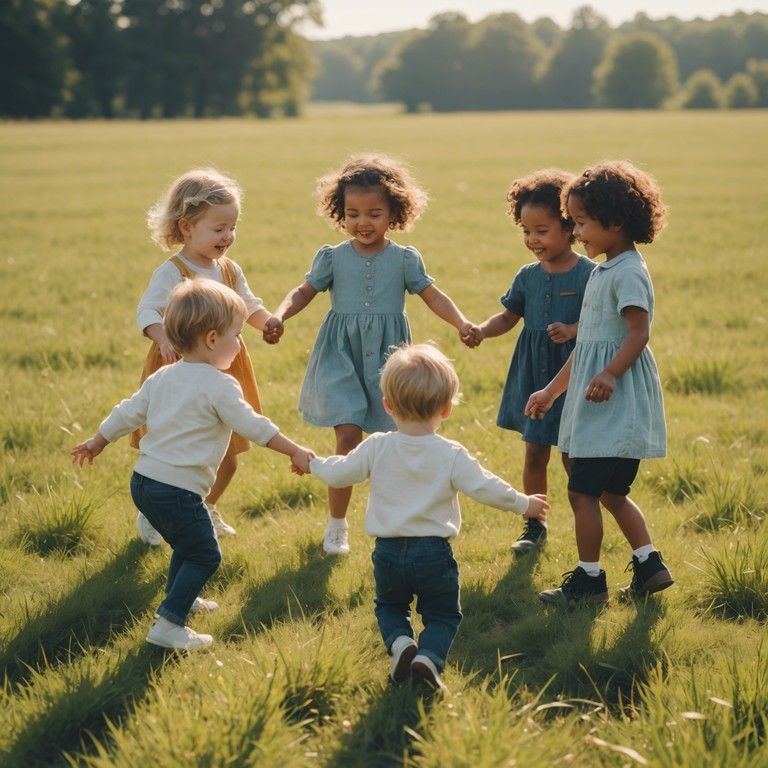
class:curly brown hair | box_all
[563,161,668,244]
[316,154,428,232]
[506,168,576,243]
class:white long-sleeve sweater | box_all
[99,361,279,497]
[310,431,529,539]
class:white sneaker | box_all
[136,512,163,546]
[323,524,350,555]
[190,597,219,614]
[146,621,213,651]
[207,505,236,536]
[411,654,448,693]
[389,636,418,682]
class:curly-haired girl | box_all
[526,160,673,605]
[469,169,595,555]
[265,154,478,554]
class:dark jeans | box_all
[372,536,462,672]
[130,472,222,626]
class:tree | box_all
[724,72,758,108]
[746,58,768,106]
[681,69,722,108]
[539,6,610,108]
[593,31,679,108]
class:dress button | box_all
[365,261,372,267]
[366,274,373,280]
[366,285,372,292]
[545,293,550,299]
[364,301,371,307]
[365,351,372,357]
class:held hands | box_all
[524,389,554,420]
[523,493,549,521]
[546,322,576,344]
[290,447,316,476]
[459,322,483,349]
[262,316,284,345]
[70,434,109,466]
[585,370,616,402]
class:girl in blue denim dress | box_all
[471,170,594,554]
[526,161,673,605]
[264,154,478,556]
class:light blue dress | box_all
[298,240,434,433]
[557,251,666,459]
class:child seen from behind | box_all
[525,160,673,604]
[265,154,479,556]
[309,343,549,691]
[71,280,313,651]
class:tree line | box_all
[3,2,768,119]
[312,7,768,111]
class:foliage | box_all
[681,69,723,109]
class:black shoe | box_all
[620,551,674,598]
[539,567,609,605]
[511,518,547,555]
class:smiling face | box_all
[567,193,629,261]
[342,185,393,254]
[179,201,239,267]
[519,203,575,271]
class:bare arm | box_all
[262,281,319,343]
[418,283,478,341]
[265,432,316,475]
[477,309,521,339]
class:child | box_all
[468,169,595,555]
[132,167,276,543]
[71,279,313,651]
[308,343,549,691]
[264,154,478,556]
[525,160,673,605]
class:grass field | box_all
[1,111,767,767]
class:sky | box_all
[299,0,768,39]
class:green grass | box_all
[1,110,767,766]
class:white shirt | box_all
[136,254,265,333]
[310,432,530,539]
[99,361,279,497]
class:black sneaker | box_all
[511,518,547,554]
[539,567,609,605]
[620,551,674,598]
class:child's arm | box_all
[474,309,521,345]
[262,281,319,343]
[418,284,480,342]
[265,432,315,475]
[144,323,178,364]
[246,308,273,333]
[71,433,110,466]
[585,306,649,403]
[546,321,578,344]
[525,351,574,419]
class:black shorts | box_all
[568,457,641,498]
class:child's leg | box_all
[600,492,651,550]
[522,442,552,494]
[323,424,363,555]
[206,454,238,508]
[569,490,603,562]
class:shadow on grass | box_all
[0,538,163,686]
[218,540,342,639]
[1,644,175,768]
[326,681,439,768]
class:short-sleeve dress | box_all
[298,240,434,433]
[557,250,666,459]
[497,255,595,445]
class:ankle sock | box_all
[578,561,601,577]
[327,517,348,529]
[633,544,655,563]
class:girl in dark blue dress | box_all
[470,169,594,553]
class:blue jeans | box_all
[372,537,462,672]
[130,472,222,626]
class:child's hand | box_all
[546,322,575,344]
[290,447,315,475]
[460,324,483,349]
[262,316,284,345]
[158,341,178,364]
[70,434,108,467]
[523,493,549,521]
[524,389,554,419]
[585,370,616,402]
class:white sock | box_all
[578,560,601,577]
[326,517,348,529]
[633,544,655,563]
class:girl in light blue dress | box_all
[265,154,478,555]
[525,161,674,605]
[470,169,595,555]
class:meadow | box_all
[1,110,767,767]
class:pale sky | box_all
[300,0,768,39]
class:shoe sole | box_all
[629,570,674,598]
[411,660,448,692]
[323,546,350,555]
[146,635,213,651]
[390,643,418,683]
[511,539,546,555]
